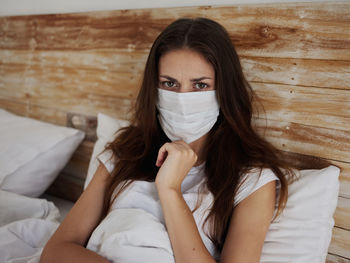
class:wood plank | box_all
[1,50,349,104]
[61,140,94,181]
[0,2,349,59]
[241,56,350,90]
[1,50,349,100]
[254,119,350,163]
[0,64,140,103]
[0,50,146,100]
[0,90,134,121]
[334,197,350,230]
[327,253,350,263]
[0,97,68,125]
[252,83,350,132]
[330,160,350,199]
[0,96,72,126]
[0,97,29,116]
[61,156,89,182]
[0,48,135,118]
[71,140,94,162]
[45,171,84,202]
[328,227,350,260]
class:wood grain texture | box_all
[332,161,350,199]
[45,172,84,202]
[327,253,350,263]
[242,56,350,90]
[329,227,350,260]
[60,140,94,181]
[254,118,350,163]
[0,97,68,125]
[0,2,349,59]
[334,197,350,230]
[253,83,350,132]
[0,50,146,99]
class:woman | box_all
[41,17,294,263]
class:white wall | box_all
[0,0,336,17]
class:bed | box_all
[0,1,349,262]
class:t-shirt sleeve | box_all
[234,168,280,207]
[97,149,116,175]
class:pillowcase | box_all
[0,109,85,197]
[85,113,129,189]
[261,165,340,263]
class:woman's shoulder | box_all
[234,168,280,207]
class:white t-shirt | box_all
[97,150,280,260]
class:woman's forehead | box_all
[158,49,215,80]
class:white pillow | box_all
[85,113,129,189]
[0,109,85,197]
[261,165,340,263]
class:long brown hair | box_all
[103,17,294,252]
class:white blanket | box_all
[0,190,176,263]
[87,208,175,263]
[0,190,60,263]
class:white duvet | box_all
[0,190,60,263]
[87,208,175,263]
[0,190,176,263]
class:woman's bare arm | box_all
[220,180,276,263]
[158,188,216,263]
[159,181,275,263]
[40,163,111,263]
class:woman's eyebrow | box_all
[190,77,212,82]
[159,75,212,82]
[159,75,178,82]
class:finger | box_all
[156,151,166,167]
[156,145,169,167]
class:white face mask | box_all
[156,88,220,144]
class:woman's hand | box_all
[154,141,215,263]
[155,140,197,193]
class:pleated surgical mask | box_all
[156,88,220,144]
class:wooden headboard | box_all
[0,2,349,261]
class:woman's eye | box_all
[162,81,176,88]
[195,82,209,89]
